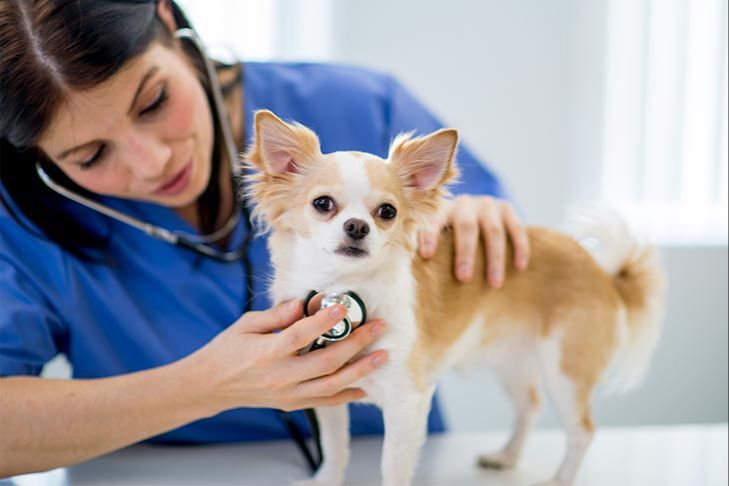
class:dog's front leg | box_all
[307,404,350,486]
[380,384,435,486]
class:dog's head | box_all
[243,110,459,268]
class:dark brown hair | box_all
[0,0,227,260]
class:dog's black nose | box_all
[343,218,370,240]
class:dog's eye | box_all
[377,203,397,221]
[312,196,335,213]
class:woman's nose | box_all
[124,132,172,180]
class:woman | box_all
[0,0,530,477]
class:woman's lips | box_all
[153,160,192,196]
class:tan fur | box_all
[243,110,325,231]
[613,245,665,333]
[529,384,540,408]
[408,226,627,409]
[361,133,460,257]
[363,158,419,253]
[388,130,460,229]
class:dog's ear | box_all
[248,110,321,175]
[388,128,459,190]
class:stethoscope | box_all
[35,163,246,262]
[303,290,368,350]
[35,28,248,264]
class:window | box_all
[602,0,728,245]
[174,0,333,61]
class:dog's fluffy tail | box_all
[563,205,667,394]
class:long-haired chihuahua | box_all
[244,110,666,486]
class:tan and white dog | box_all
[244,110,666,486]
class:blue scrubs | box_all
[0,63,509,444]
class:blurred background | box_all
[46,0,729,432]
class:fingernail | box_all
[457,263,472,280]
[425,240,435,255]
[369,322,386,336]
[372,353,388,368]
[517,256,528,270]
[419,236,433,257]
[329,305,346,319]
[490,271,503,287]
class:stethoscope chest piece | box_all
[303,290,367,346]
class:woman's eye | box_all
[79,145,105,171]
[140,86,168,116]
[312,196,335,213]
[377,203,397,221]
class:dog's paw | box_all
[291,476,342,486]
[476,451,517,469]
[291,479,328,486]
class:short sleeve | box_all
[0,255,66,376]
[383,76,512,200]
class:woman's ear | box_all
[156,0,178,34]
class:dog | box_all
[243,109,666,486]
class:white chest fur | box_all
[270,238,419,406]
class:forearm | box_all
[0,355,213,478]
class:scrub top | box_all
[0,62,508,444]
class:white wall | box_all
[327,0,612,227]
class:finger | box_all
[304,292,325,318]
[275,304,349,353]
[452,199,479,282]
[296,349,389,398]
[284,388,367,411]
[419,198,452,259]
[309,388,367,407]
[480,201,506,288]
[418,227,439,259]
[290,320,387,382]
[418,211,448,259]
[502,204,530,271]
[239,299,303,334]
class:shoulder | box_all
[243,62,404,154]
[243,61,402,122]
[245,61,395,97]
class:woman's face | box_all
[37,41,214,209]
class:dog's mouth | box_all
[335,245,370,258]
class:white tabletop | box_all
[6,424,727,486]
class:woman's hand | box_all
[418,195,530,287]
[186,300,388,415]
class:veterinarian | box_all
[0,0,530,477]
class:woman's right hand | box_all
[185,300,388,415]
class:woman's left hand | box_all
[418,195,530,287]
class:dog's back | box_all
[408,211,666,485]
